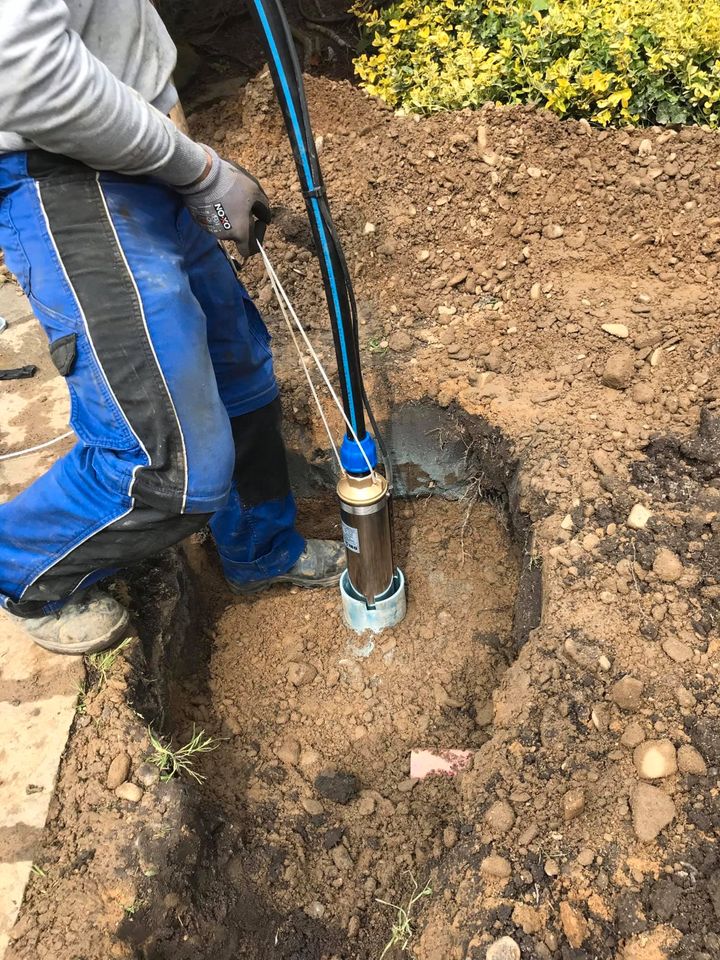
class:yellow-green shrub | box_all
[353,0,720,126]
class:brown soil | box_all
[5,73,720,960]
[170,496,518,953]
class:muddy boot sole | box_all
[29,609,131,656]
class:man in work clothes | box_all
[0,0,345,654]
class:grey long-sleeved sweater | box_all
[0,0,207,186]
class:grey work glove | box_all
[179,146,271,257]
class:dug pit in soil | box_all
[121,402,538,960]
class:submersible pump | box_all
[248,0,406,633]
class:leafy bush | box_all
[353,0,720,126]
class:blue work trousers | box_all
[0,151,304,616]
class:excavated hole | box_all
[126,401,540,960]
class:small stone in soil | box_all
[287,661,318,686]
[662,637,692,663]
[484,799,515,834]
[563,787,586,821]
[602,349,635,389]
[621,722,646,748]
[115,782,143,803]
[388,331,412,352]
[486,935,521,960]
[323,827,344,850]
[560,901,588,948]
[630,782,676,841]
[330,843,354,871]
[517,822,538,846]
[475,700,494,727]
[565,231,586,249]
[633,739,677,779]
[601,323,629,339]
[480,854,512,880]
[631,382,654,404]
[634,329,661,349]
[305,901,325,919]
[577,848,595,867]
[106,753,131,790]
[677,744,707,775]
[275,736,301,766]
[302,797,324,816]
[652,548,684,583]
[676,685,697,709]
[314,771,360,804]
[299,748,321,768]
[481,854,512,879]
[610,675,644,711]
[592,703,610,732]
[591,449,614,476]
[397,777,417,793]
[443,825,458,849]
[627,504,652,530]
[134,762,160,788]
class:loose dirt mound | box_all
[7,75,720,960]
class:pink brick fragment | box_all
[410,749,472,780]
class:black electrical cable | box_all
[249,0,395,489]
[255,0,368,437]
[318,202,394,490]
[250,0,382,445]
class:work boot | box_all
[8,586,130,656]
[229,538,346,595]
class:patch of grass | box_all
[367,336,388,355]
[87,637,132,688]
[377,875,432,959]
[30,864,47,878]
[75,681,87,715]
[123,898,147,917]
[147,724,223,784]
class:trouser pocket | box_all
[42,314,138,451]
[48,333,77,376]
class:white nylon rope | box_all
[257,242,377,479]
[0,430,73,461]
[263,257,342,470]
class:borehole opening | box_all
[125,401,540,960]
